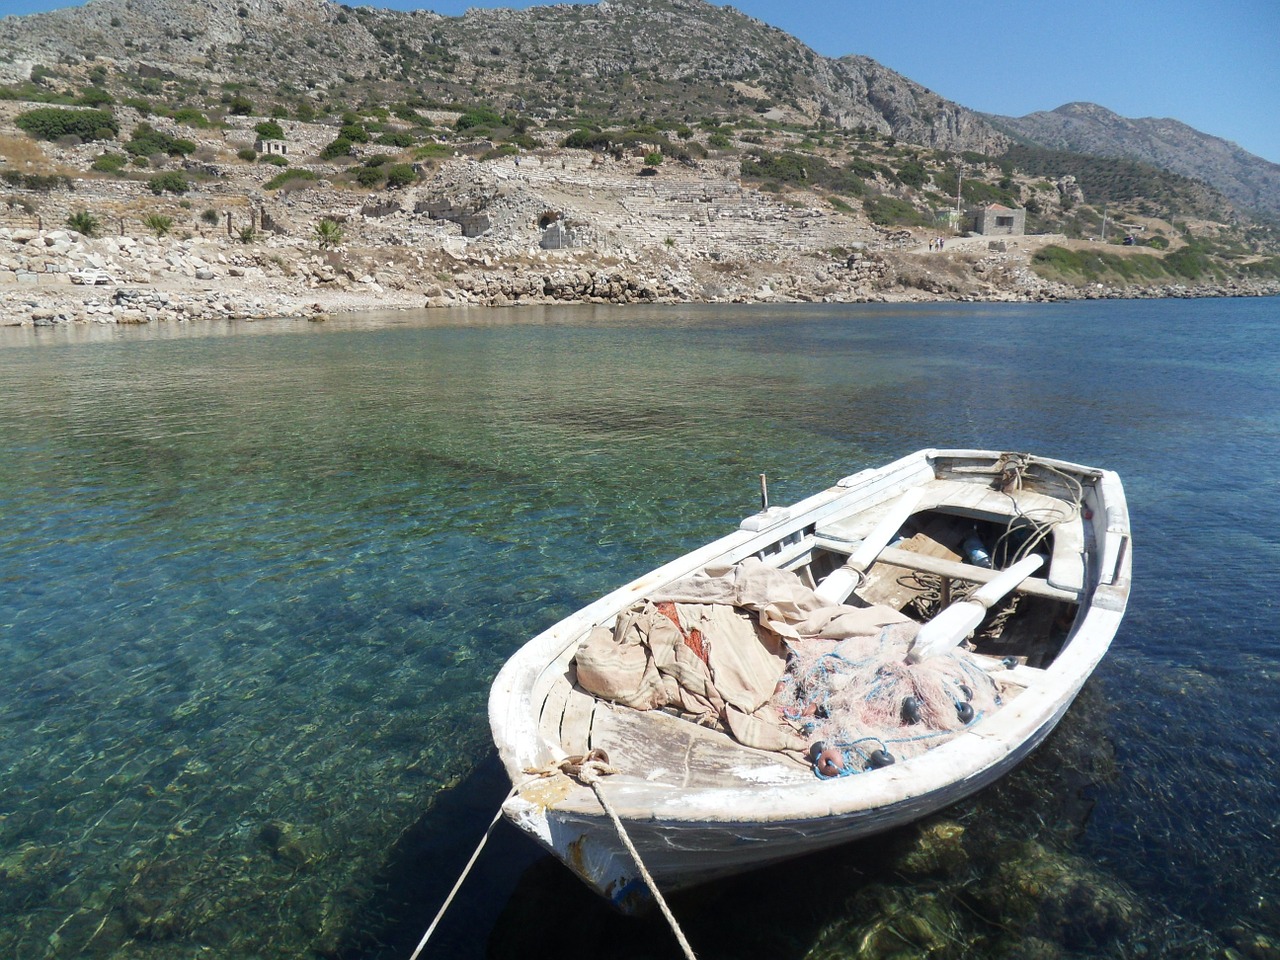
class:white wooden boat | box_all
[488,449,1131,914]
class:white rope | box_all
[579,764,699,960]
[406,786,516,960]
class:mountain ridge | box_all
[0,0,1010,153]
[989,102,1280,220]
[0,0,1277,219]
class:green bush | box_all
[384,163,416,188]
[237,147,258,161]
[848,156,881,179]
[376,131,416,148]
[1241,257,1280,279]
[259,154,288,167]
[563,128,610,150]
[2,171,72,191]
[834,172,865,197]
[455,106,502,131]
[320,137,353,160]
[148,171,189,195]
[896,159,928,188]
[200,208,220,225]
[1163,244,1215,280]
[353,166,384,187]
[16,107,118,142]
[480,144,519,161]
[90,151,128,174]
[1030,243,1195,284]
[741,150,809,184]
[643,150,663,166]
[1031,245,1087,277]
[77,87,114,108]
[171,107,210,128]
[339,122,370,144]
[265,168,317,190]
[254,120,285,141]
[228,94,253,116]
[413,142,453,160]
[125,122,195,157]
[863,194,928,227]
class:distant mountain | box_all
[4,1,1277,222]
[989,102,1280,220]
[0,0,1007,153]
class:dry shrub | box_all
[0,134,51,167]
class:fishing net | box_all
[575,557,1006,780]
[773,622,1003,778]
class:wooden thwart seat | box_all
[816,478,1086,598]
[874,545,1079,602]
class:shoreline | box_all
[4,226,1278,329]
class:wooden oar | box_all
[906,554,1044,663]
[814,488,924,603]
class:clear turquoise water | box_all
[1,299,1278,959]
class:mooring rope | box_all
[571,752,699,960]
[406,785,517,960]
[410,754,696,960]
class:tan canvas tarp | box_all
[574,558,914,752]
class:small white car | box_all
[70,269,115,285]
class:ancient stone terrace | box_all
[468,150,875,259]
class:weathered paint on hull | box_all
[507,690,1077,914]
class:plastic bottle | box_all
[962,533,991,568]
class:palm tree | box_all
[315,218,344,250]
[66,209,100,237]
[143,213,173,238]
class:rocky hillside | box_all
[990,102,1280,221]
[0,0,1007,154]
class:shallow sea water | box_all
[1,299,1278,959]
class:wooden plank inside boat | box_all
[560,685,599,755]
[588,703,811,789]
[538,670,574,748]
[858,517,963,610]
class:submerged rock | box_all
[890,819,969,878]
[257,820,319,869]
[969,839,1141,950]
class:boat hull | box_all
[507,702,1070,912]
[489,448,1131,914]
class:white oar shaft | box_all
[907,554,1043,663]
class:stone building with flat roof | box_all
[971,203,1025,236]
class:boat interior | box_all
[531,457,1098,788]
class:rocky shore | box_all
[4,143,1278,329]
[4,221,1277,330]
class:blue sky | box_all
[4,0,1277,163]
